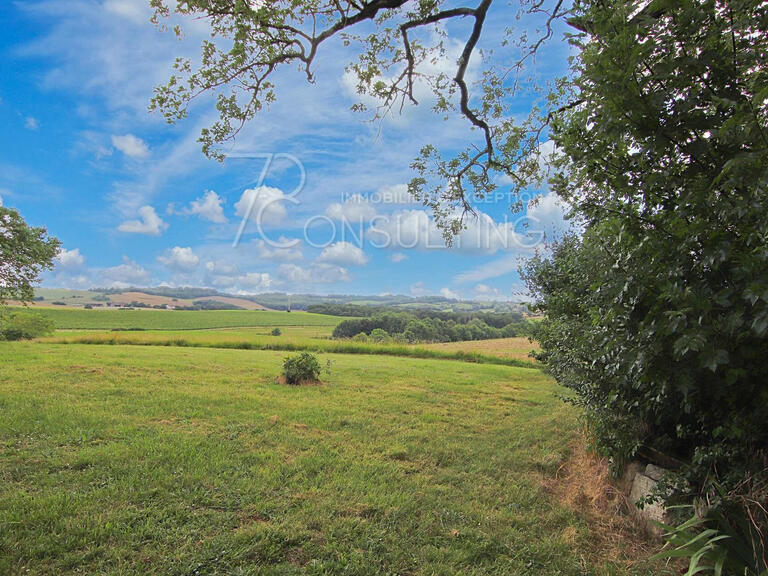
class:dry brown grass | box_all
[541,433,670,574]
[422,337,540,362]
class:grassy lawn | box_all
[0,343,664,575]
[12,308,343,331]
[40,329,533,368]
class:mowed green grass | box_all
[0,343,660,575]
[42,329,533,368]
[13,307,343,330]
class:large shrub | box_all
[0,310,55,341]
[524,0,768,570]
[282,352,322,385]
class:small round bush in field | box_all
[271,327,282,336]
[282,352,321,385]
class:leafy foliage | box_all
[282,352,322,385]
[333,310,530,343]
[523,0,768,568]
[0,207,61,304]
[0,310,55,341]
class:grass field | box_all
[424,337,540,363]
[11,307,342,331]
[0,307,669,574]
[0,342,666,575]
[41,330,535,368]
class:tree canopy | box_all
[150,0,568,236]
[0,207,61,305]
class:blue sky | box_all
[1,0,572,300]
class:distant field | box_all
[42,329,533,368]
[105,292,270,310]
[0,342,667,575]
[13,307,343,330]
[424,337,540,363]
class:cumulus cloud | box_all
[278,263,351,284]
[111,133,150,158]
[25,117,39,131]
[373,183,416,205]
[205,261,238,275]
[101,256,151,288]
[454,254,522,284]
[103,0,151,24]
[158,246,199,272]
[474,283,501,299]
[316,242,369,267]
[526,192,572,237]
[173,190,227,223]
[389,252,407,263]
[253,238,303,262]
[409,281,430,296]
[209,271,273,293]
[55,248,85,269]
[367,210,444,250]
[440,287,461,300]
[118,205,167,236]
[235,186,290,225]
[325,194,377,221]
[368,209,542,254]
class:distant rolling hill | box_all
[29,287,524,313]
[27,289,270,311]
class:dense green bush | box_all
[271,328,282,336]
[523,0,768,571]
[0,311,55,340]
[282,352,321,385]
[333,310,530,343]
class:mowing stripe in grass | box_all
[41,335,541,369]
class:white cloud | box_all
[454,254,522,284]
[118,205,168,236]
[235,186,290,226]
[409,281,430,296]
[368,209,543,254]
[0,193,3,207]
[101,256,151,288]
[103,0,151,24]
[440,287,461,300]
[389,252,407,263]
[253,238,303,262]
[25,117,39,131]
[208,271,273,293]
[236,272,273,291]
[325,194,377,221]
[278,263,351,284]
[158,246,199,272]
[373,184,416,205]
[367,210,444,250]
[205,261,237,275]
[173,190,227,223]
[111,134,150,158]
[526,192,572,237]
[474,283,500,298]
[55,248,85,269]
[316,242,369,266]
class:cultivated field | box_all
[20,308,342,331]
[0,309,667,575]
[424,337,540,363]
